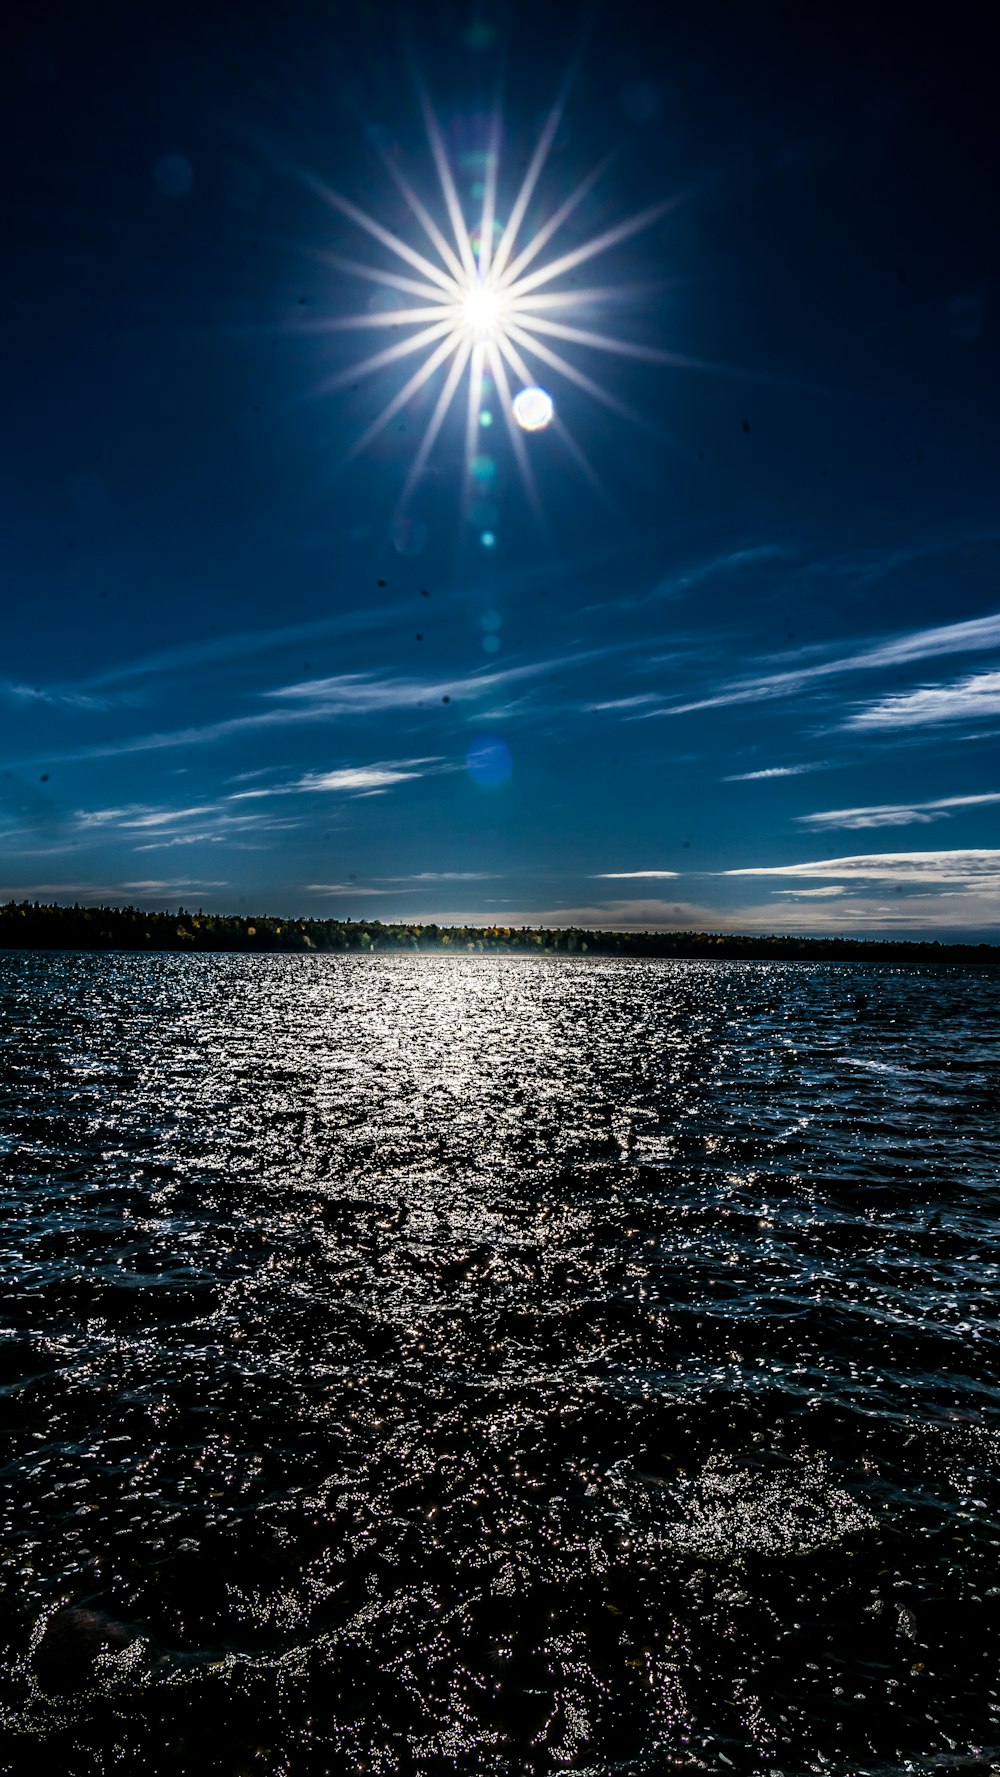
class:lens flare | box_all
[513,386,554,430]
[306,74,682,513]
[467,735,512,785]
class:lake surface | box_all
[1,952,998,1775]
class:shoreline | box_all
[1,900,997,963]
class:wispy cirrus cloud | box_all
[797,790,1000,831]
[725,761,830,782]
[121,879,228,892]
[846,669,1000,731]
[17,651,605,767]
[230,759,444,800]
[655,609,1000,718]
[513,883,1000,932]
[774,885,845,898]
[10,603,412,707]
[586,693,662,713]
[385,871,493,882]
[726,849,1000,885]
[592,869,680,879]
[3,683,119,712]
[76,803,218,830]
[304,883,391,895]
[584,542,787,615]
[0,880,225,902]
[70,798,303,853]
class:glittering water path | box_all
[1,954,998,1774]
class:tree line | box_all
[0,900,996,962]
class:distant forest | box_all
[0,900,996,962]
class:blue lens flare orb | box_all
[512,385,554,431]
[466,735,513,786]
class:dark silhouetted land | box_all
[0,900,996,961]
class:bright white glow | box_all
[513,385,554,431]
[461,282,505,340]
[311,79,677,509]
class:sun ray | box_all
[397,338,472,512]
[486,341,541,514]
[475,101,502,282]
[317,316,457,395]
[507,281,665,312]
[495,313,612,499]
[504,322,640,422]
[508,313,692,365]
[418,87,479,282]
[346,332,461,461]
[379,156,469,287]
[498,155,612,288]
[550,416,613,502]
[316,253,451,304]
[490,74,575,282]
[506,200,673,299]
[309,179,456,294]
[314,305,459,334]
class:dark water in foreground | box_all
[2,954,998,1776]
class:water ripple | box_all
[1,953,998,1774]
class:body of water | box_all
[1,953,998,1774]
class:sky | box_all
[3,0,1000,938]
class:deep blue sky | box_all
[4,1,999,935]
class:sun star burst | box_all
[307,79,685,516]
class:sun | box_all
[306,77,684,514]
[460,281,507,342]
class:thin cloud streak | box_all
[18,651,603,766]
[384,871,493,882]
[8,603,413,707]
[230,759,444,800]
[726,849,1000,884]
[846,670,1000,730]
[305,883,391,895]
[500,891,1000,932]
[798,791,1000,831]
[725,762,830,781]
[657,610,1000,718]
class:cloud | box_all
[586,542,786,615]
[121,880,228,892]
[385,871,493,882]
[76,803,217,830]
[230,759,442,800]
[846,670,1000,731]
[20,650,606,767]
[797,790,1000,831]
[592,869,680,879]
[725,762,830,781]
[266,659,558,713]
[20,603,412,704]
[586,693,662,713]
[491,887,1000,933]
[304,883,391,895]
[726,849,1000,885]
[0,881,223,902]
[70,798,303,853]
[657,610,1000,718]
[0,884,130,900]
[773,885,846,898]
[652,544,787,604]
[3,682,115,712]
